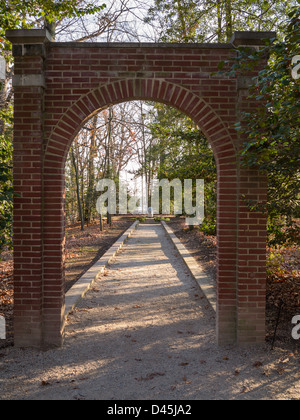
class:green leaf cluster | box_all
[147,104,217,234]
[0,1,106,55]
[0,132,13,252]
[0,1,106,252]
[145,0,295,43]
[228,6,300,246]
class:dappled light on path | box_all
[0,224,300,400]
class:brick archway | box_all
[7,29,272,348]
[45,79,234,166]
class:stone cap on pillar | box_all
[5,29,52,58]
[230,31,277,47]
[5,29,52,44]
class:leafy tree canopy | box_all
[145,0,296,43]
[147,104,217,234]
[0,0,106,252]
[220,5,300,246]
[0,0,106,55]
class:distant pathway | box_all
[0,224,300,400]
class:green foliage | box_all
[0,132,13,252]
[134,216,147,222]
[0,0,106,58]
[0,1,106,249]
[147,104,217,230]
[267,250,285,277]
[221,6,300,246]
[145,0,295,43]
[146,0,207,42]
[200,218,217,236]
[145,1,297,242]
[154,216,170,222]
[0,1,106,32]
[0,102,13,252]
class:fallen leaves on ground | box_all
[1,218,299,351]
[0,218,134,346]
[41,380,51,387]
[135,372,165,381]
[167,219,300,350]
[267,247,300,310]
[182,375,192,384]
[253,361,263,368]
[0,258,13,329]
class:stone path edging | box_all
[64,221,139,318]
[161,221,217,312]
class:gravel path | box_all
[0,224,300,400]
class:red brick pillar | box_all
[216,167,240,345]
[42,158,65,348]
[232,32,269,344]
[6,28,272,348]
[7,30,52,348]
[237,168,267,344]
[235,86,268,344]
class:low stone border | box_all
[64,221,139,318]
[161,221,217,312]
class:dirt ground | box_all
[0,216,135,348]
[0,216,299,352]
[64,216,135,292]
[167,218,300,352]
[0,223,300,401]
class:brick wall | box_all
[8,30,269,348]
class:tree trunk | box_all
[225,0,233,42]
[107,107,113,227]
[85,115,98,226]
[99,214,103,231]
[71,146,85,231]
[216,0,223,42]
[44,17,56,40]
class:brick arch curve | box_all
[44,78,236,171]
[43,78,240,347]
[9,31,269,349]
